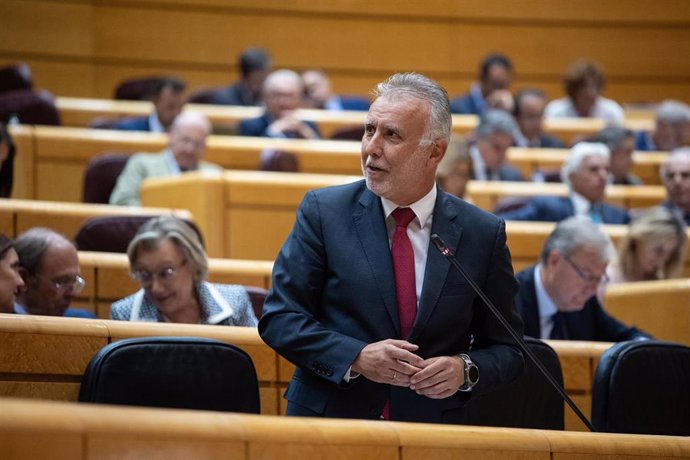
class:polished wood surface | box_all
[2,1,689,104]
[2,397,689,460]
[604,278,690,345]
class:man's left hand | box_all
[409,356,464,399]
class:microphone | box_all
[431,234,595,432]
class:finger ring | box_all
[393,372,397,381]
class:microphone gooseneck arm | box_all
[430,234,596,432]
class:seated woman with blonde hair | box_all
[609,206,687,284]
[111,216,258,326]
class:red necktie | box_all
[383,207,417,421]
[391,207,417,339]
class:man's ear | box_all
[429,138,448,166]
[545,250,561,270]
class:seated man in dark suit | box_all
[238,69,320,139]
[466,109,523,181]
[513,88,564,149]
[660,148,690,225]
[13,228,95,318]
[499,142,629,224]
[301,69,369,111]
[515,217,650,342]
[114,77,186,133]
[635,100,690,152]
[450,53,513,115]
[206,47,271,106]
[595,126,641,186]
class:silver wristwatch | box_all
[458,353,479,391]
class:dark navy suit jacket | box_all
[338,96,370,111]
[238,114,321,138]
[113,116,151,132]
[259,180,524,423]
[515,267,650,342]
[449,93,481,115]
[498,196,630,224]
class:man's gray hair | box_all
[127,215,208,287]
[539,216,615,264]
[263,69,303,93]
[561,142,610,186]
[595,125,634,151]
[656,100,690,124]
[475,109,518,140]
[13,228,73,276]
[372,72,452,143]
[660,147,690,180]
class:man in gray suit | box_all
[109,111,222,206]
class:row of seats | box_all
[1,313,688,435]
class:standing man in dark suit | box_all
[499,142,629,224]
[259,72,524,424]
[238,69,321,139]
[515,217,650,342]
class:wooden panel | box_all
[0,431,82,460]
[0,381,80,401]
[88,438,243,460]
[604,279,690,345]
[7,125,35,200]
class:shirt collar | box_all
[534,264,558,320]
[380,185,437,228]
[148,112,166,133]
[570,190,593,217]
[164,148,182,175]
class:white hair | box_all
[561,142,610,186]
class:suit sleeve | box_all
[258,191,368,385]
[109,156,145,206]
[467,219,525,395]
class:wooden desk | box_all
[3,397,688,460]
[604,278,690,345]
[0,314,612,431]
[0,198,192,240]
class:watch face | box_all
[468,365,479,384]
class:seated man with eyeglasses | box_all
[110,215,257,326]
[13,228,94,318]
[514,216,651,342]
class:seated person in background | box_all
[206,47,271,106]
[465,109,523,181]
[435,137,473,199]
[301,69,370,111]
[109,111,221,206]
[499,142,629,224]
[13,228,94,318]
[515,216,651,341]
[595,125,641,185]
[111,215,258,326]
[545,59,624,123]
[513,88,564,148]
[0,234,24,314]
[450,53,513,115]
[113,77,186,133]
[659,148,690,225]
[635,100,690,151]
[607,207,686,285]
[238,69,321,139]
[0,121,16,198]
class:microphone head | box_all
[431,234,446,251]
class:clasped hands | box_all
[351,339,465,399]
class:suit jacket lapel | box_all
[353,188,400,336]
[410,190,462,341]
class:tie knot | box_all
[392,207,416,228]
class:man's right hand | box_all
[351,339,424,387]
